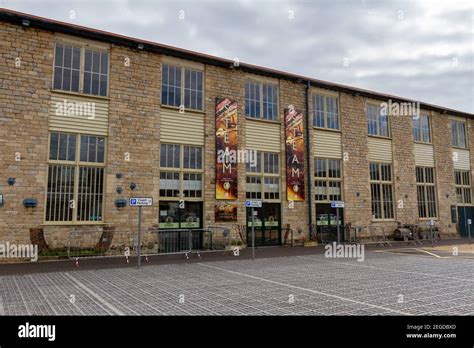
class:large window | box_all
[451,119,467,148]
[161,64,203,111]
[369,162,394,219]
[367,104,389,137]
[245,81,278,120]
[246,152,280,200]
[313,94,339,130]
[314,158,342,201]
[46,132,106,223]
[416,167,437,218]
[53,43,109,97]
[455,170,472,204]
[159,144,203,198]
[412,115,431,143]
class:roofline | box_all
[1,7,472,119]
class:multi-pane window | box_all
[451,120,467,148]
[455,170,472,204]
[161,64,203,111]
[313,94,339,130]
[369,163,394,219]
[245,81,278,120]
[314,158,342,201]
[83,49,109,96]
[159,144,203,198]
[412,115,431,143]
[416,167,437,218]
[53,43,81,93]
[160,143,181,168]
[53,43,109,97]
[367,104,389,137]
[184,69,204,110]
[46,132,106,223]
[246,151,280,200]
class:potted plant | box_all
[226,239,246,250]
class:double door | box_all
[246,203,281,246]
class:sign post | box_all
[246,200,262,261]
[429,218,434,248]
[331,201,345,244]
[130,197,153,269]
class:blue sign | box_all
[129,197,153,206]
[331,201,345,208]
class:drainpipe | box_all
[305,80,313,235]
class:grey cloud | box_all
[3,0,473,112]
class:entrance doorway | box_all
[158,201,203,229]
[158,201,203,250]
[246,203,281,246]
[315,203,344,243]
[458,206,474,237]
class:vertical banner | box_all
[215,97,238,200]
[285,105,305,201]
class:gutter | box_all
[305,80,313,234]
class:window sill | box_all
[41,222,107,226]
[158,197,204,201]
[418,218,439,221]
[160,104,206,115]
[451,146,469,151]
[368,134,392,140]
[413,141,433,145]
[370,219,396,222]
[313,127,341,133]
[51,89,110,101]
[245,117,280,124]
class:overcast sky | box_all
[3,0,473,113]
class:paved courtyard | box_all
[0,248,473,316]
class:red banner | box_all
[215,97,238,200]
[285,105,305,201]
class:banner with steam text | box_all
[215,97,238,200]
[285,105,305,201]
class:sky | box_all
[2,0,473,113]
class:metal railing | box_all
[67,228,136,266]
[67,226,236,266]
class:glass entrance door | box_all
[246,203,281,246]
[315,203,344,243]
[458,206,474,237]
[159,201,203,229]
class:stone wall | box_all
[0,20,470,249]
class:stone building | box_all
[1,9,473,249]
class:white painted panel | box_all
[49,93,109,135]
[314,130,342,158]
[245,120,280,152]
[453,149,471,170]
[160,108,205,145]
[414,143,435,167]
[368,137,393,162]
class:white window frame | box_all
[159,143,204,200]
[245,151,281,201]
[244,80,279,121]
[44,132,107,224]
[52,40,110,97]
[161,63,205,112]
